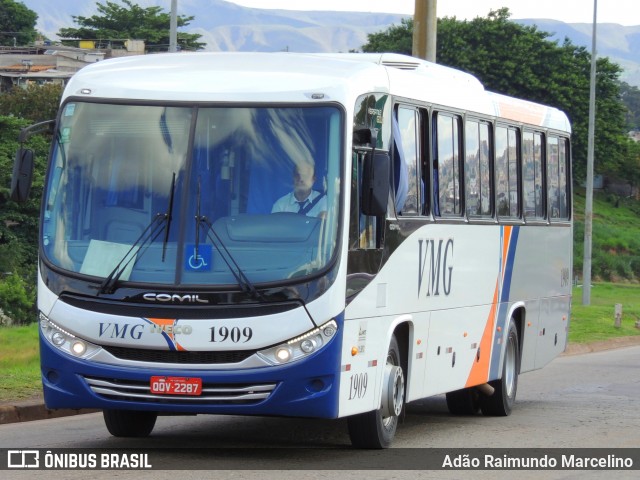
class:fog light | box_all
[300,339,316,353]
[323,325,336,337]
[51,332,66,346]
[71,341,86,356]
[275,347,292,363]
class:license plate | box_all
[150,376,202,396]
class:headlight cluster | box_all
[257,319,338,365]
[40,312,101,359]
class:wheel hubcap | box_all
[381,363,404,421]
[504,334,516,397]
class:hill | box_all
[22,0,405,54]
[18,0,640,86]
[519,19,640,87]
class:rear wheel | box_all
[480,318,520,416]
[348,335,405,449]
[103,410,157,437]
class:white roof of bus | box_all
[64,52,570,133]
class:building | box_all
[0,41,145,92]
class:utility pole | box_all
[169,0,178,52]
[582,0,597,305]
[412,0,437,62]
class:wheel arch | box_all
[392,320,410,379]
[380,316,412,403]
[511,305,525,373]
[497,302,525,377]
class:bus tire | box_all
[103,409,157,437]
[446,388,480,415]
[480,318,519,416]
[347,335,404,449]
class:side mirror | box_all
[361,151,390,216]
[353,127,378,149]
[10,148,35,203]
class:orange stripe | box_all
[147,318,176,327]
[465,278,499,387]
[147,318,177,345]
[501,225,512,276]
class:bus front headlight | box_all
[39,312,100,359]
[257,319,338,365]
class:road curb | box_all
[0,399,97,424]
[1,337,639,426]
[562,335,640,356]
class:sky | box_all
[229,0,640,26]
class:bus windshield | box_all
[42,102,343,287]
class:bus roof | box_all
[64,52,570,133]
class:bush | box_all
[0,273,36,325]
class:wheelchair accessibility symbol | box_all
[185,244,212,272]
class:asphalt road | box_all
[1,345,638,479]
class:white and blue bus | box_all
[12,52,572,448]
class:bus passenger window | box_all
[395,107,420,216]
[548,137,559,218]
[435,113,462,216]
[558,138,569,219]
[465,120,492,217]
[496,126,520,218]
[548,136,569,220]
[523,131,545,219]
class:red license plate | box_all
[150,376,202,396]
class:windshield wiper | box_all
[162,172,177,261]
[194,178,262,301]
[197,216,263,301]
[96,173,177,295]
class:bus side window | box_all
[395,106,420,216]
[558,138,570,219]
[496,125,520,219]
[434,112,463,217]
[523,131,545,220]
[548,136,559,218]
[349,151,378,250]
[548,136,569,220]
[465,119,493,217]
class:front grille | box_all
[102,345,257,364]
[84,376,276,405]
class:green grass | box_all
[0,323,41,402]
[570,283,640,343]
[1,283,639,403]
[573,190,640,281]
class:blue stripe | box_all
[489,226,520,380]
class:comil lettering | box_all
[142,293,208,304]
[418,238,454,297]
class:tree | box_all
[57,0,205,52]
[620,81,640,131]
[363,18,412,55]
[0,85,60,324]
[361,9,632,186]
[0,115,46,324]
[0,83,63,123]
[0,0,38,46]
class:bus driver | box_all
[271,162,327,217]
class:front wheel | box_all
[347,335,405,449]
[103,410,157,437]
[480,318,520,416]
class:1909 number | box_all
[210,326,253,343]
[349,372,368,400]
